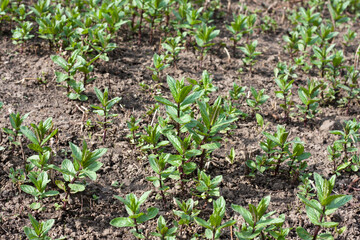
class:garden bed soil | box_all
[1,1,360,239]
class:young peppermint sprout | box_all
[246,87,269,115]
[11,21,34,51]
[150,215,178,239]
[20,171,59,205]
[147,53,169,81]
[91,87,121,143]
[194,171,222,201]
[162,36,184,69]
[110,191,159,239]
[193,23,220,68]
[146,153,176,206]
[3,112,29,162]
[296,79,322,126]
[53,140,107,210]
[296,173,352,240]
[226,13,248,54]
[194,196,236,240]
[24,214,55,240]
[232,195,286,239]
[238,40,261,75]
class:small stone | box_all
[319,120,336,132]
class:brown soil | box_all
[0,1,360,239]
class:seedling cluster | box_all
[0,0,359,239]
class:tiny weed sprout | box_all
[151,215,178,239]
[194,196,236,240]
[24,214,55,240]
[91,87,121,143]
[226,147,236,164]
[238,40,261,75]
[232,196,287,239]
[110,191,159,239]
[296,173,352,240]
[54,140,107,210]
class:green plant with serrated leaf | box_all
[194,170,222,201]
[24,214,55,240]
[147,53,169,81]
[342,27,356,47]
[192,97,238,169]
[260,15,278,33]
[274,73,294,122]
[3,112,29,161]
[226,13,248,53]
[21,171,59,202]
[338,67,360,113]
[173,197,200,228]
[328,0,350,28]
[162,36,184,69]
[238,40,261,75]
[126,115,142,145]
[316,24,338,47]
[20,117,58,154]
[194,196,236,240]
[53,140,107,210]
[193,23,220,68]
[11,21,34,49]
[150,215,178,240]
[110,191,159,239]
[154,75,203,137]
[329,119,360,173]
[246,87,269,115]
[140,123,169,153]
[297,79,322,126]
[232,195,286,239]
[187,70,217,103]
[146,153,176,206]
[296,173,352,240]
[311,44,335,78]
[91,87,121,143]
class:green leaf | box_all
[296,227,313,240]
[154,96,177,108]
[138,190,152,206]
[231,204,254,226]
[166,134,183,155]
[51,55,68,71]
[194,217,212,230]
[20,126,39,145]
[110,217,135,227]
[21,185,38,196]
[68,183,85,193]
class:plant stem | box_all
[312,206,325,240]
[63,171,81,210]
